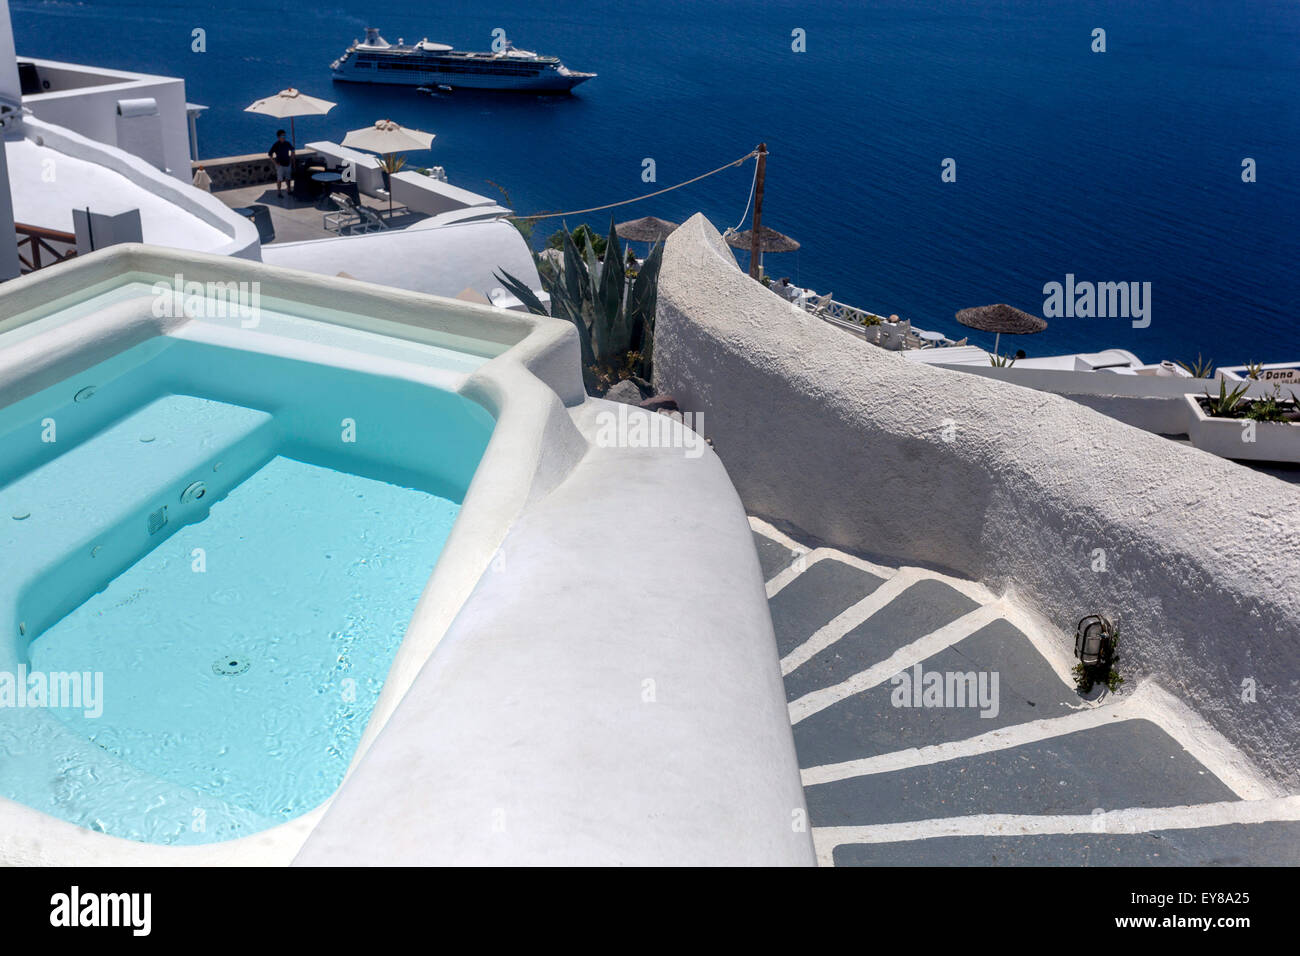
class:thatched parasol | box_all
[725,225,801,253]
[955,303,1047,357]
[616,216,679,244]
[725,225,800,276]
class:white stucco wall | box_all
[19,58,191,182]
[16,117,259,259]
[295,398,815,866]
[262,219,543,303]
[923,361,1286,436]
[0,141,17,280]
[653,214,1300,790]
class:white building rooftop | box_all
[7,136,230,252]
[260,218,546,305]
[6,116,260,260]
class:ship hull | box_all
[331,65,593,92]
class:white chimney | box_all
[116,96,167,172]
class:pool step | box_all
[0,394,277,642]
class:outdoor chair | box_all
[357,205,390,232]
[322,193,360,233]
[323,194,386,235]
[879,320,907,350]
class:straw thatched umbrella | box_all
[955,303,1048,357]
[245,88,336,153]
[341,120,436,213]
[725,225,800,276]
[616,216,680,244]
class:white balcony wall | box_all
[654,214,1300,791]
[19,58,191,182]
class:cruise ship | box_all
[331,28,596,92]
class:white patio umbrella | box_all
[245,88,336,155]
[342,120,436,213]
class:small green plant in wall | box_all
[1176,354,1214,379]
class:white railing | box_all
[800,295,953,351]
[814,296,887,327]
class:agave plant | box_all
[989,352,1016,368]
[1244,361,1264,381]
[1243,384,1300,423]
[496,218,664,390]
[1177,354,1214,379]
[1202,378,1251,417]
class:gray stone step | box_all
[769,559,886,658]
[784,579,979,701]
[804,719,1238,828]
[832,820,1300,866]
[752,530,798,582]
[793,619,1077,768]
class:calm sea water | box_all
[13,0,1300,363]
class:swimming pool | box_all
[0,298,496,846]
[0,240,821,867]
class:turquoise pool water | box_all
[0,336,493,845]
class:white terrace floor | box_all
[749,518,1300,867]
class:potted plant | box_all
[1183,380,1300,463]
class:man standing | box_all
[268,129,294,196]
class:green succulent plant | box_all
[496,217,663,391]
[1177,354,1214,379]
[1202,378,1251,417]
[1243,385,1300,422]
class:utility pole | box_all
[748,143,767,280]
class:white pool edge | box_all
[0,245,586,865]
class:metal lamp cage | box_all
[1074,615,1116,666]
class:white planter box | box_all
[1183,393,1300,463]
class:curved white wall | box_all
[262,219,544,305]
[19,57,192,183]
[22,117,259,259]
[654,214,1300,790]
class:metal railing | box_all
[15,223,78,274]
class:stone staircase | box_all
[750,518,1300,867]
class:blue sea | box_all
[13,0,1300,363]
